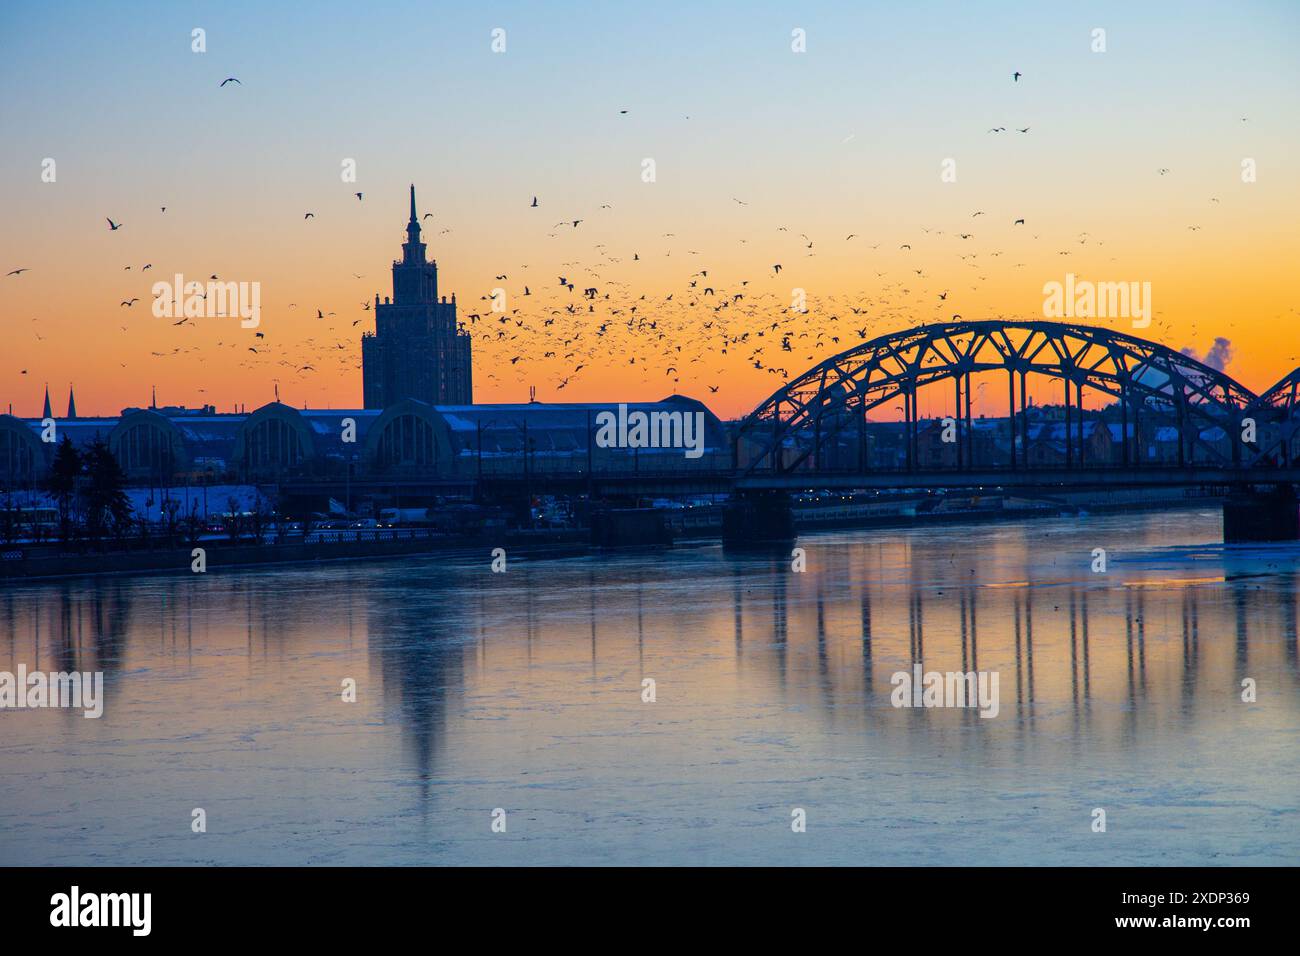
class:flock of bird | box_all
[5,70,1284,414]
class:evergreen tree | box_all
[0,494,18,546]
[46,435,82,541]
[82,437,133,541]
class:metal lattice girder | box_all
[736,319,1275,474]
[1246,367,1300,463]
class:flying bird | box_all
[220,77,241,86]
[106,218,123,230]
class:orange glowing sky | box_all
[2,1,1299,420]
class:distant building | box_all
[916,417,1004,468]
[361,186,473,408]
[0,185,730,491]
[1025,420,1113,466]
[0,396,728,488]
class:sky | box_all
[2,0,1298,419]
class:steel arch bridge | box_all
[735,319,1296,476]
[1251,367,1300,467]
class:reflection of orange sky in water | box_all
[2,511,1298,864]
[7,519,1297,738]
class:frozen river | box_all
[1,507,1297,865]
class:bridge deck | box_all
[276,466,1300,500]
[734,466,1300,491]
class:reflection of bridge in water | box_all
[746,558,1300,727]
[3,512,1298,859]
[18,530,1295,732]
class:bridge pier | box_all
[1223,485,1300,543]
[722,490,796,549]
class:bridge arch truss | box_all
[1250,367,1300,466]
[735,320,1277,476]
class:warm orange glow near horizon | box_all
[3,2,1298,421]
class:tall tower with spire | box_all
[361,185,473,408]
[66,386,76,418]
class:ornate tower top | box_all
[402,184,426,265]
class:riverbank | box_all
[0,490,1227,582]
[0,528,588,582]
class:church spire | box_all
[42,385,51,419]
[66,385,77,418]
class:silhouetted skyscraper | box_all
[361,186,473,408]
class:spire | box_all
[66,385,77,418]
[404,183,423,254]
[151,385,157,409]
[42,385,51,419]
